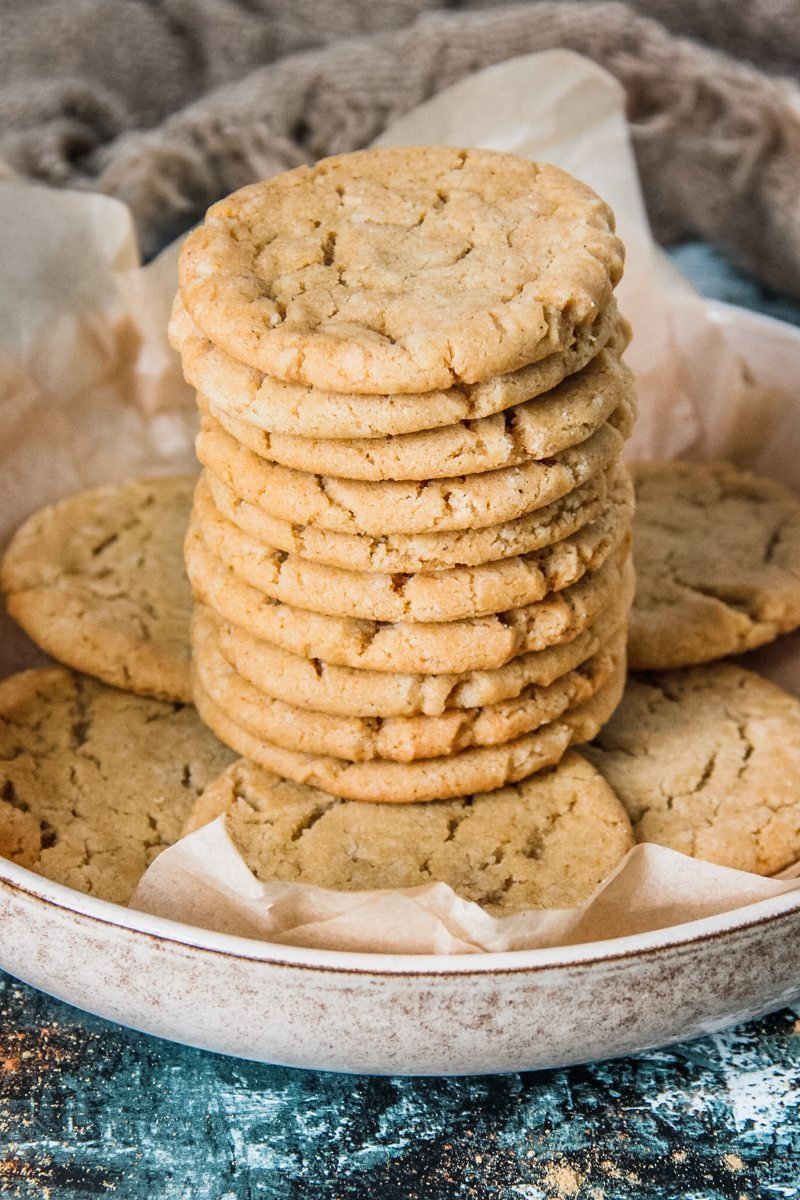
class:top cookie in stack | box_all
[172,146,635,804]
[175,146,624,395]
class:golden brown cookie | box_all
[191,466,633,623]
[1,477,195,702]
[179,148,623,393]
[185,527,632,675]
[192,660,626,803]
[201,347,632,481]
[630,461,800,669]
[185,752,634,915]
[172,294,625,439]
[192,604,625,762]
[203,464,610,572]
[584,664,800,875]
[195,398,634,536]
[204,593,630,718]
[0,668,235,902]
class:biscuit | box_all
[206,591,631,717]
[172,294,625,439]
[630,461,800,669]
[196,401,634,536]
[184,752,634,915]
[192,605,625,761]
[1,477,195,702]
[192,659,626,803]
[191,466,633,624]
[178,148,624,393]
[200,348,632,481]
[204,465,610,572]
[186,530,632,675]
[0,667,235,902]
[584,664,800,875]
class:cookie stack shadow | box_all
[171,147,636,807]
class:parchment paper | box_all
[3,50,800,954]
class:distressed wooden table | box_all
[1,247,800,1196]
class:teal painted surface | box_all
[1,975,799,1198]
[1,247,799,1196]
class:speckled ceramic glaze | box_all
[1,859,800,1074]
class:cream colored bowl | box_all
[1,857,800,1074]
[2,301,800,1074]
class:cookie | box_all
[193,604,625,761]
[184,752,634,915]
[204,465,611,572]
[172,294,625,439]
[196,399,634,536]
[1,477,195,703]
[200,347,632,481]
[178,148,624,393]
[630,461,800,669]
[191,467,633,624]
[186,529,632,675]
[192,658,626,803]
[204,591,631,718]
[0,668,235,903]
[583,664,800,875]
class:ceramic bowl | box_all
[3,302,800,1074]
[2,857,800,1074]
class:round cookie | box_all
[206,593,630,717]
[186,529,632,675]
[192,660,626,803]
[583,664,800,875]
[204,465,610,572]
[172,295,625,439]
[201,348,632,481]
[191,467,633,624]
[193,605,626,762]
[0,667,235,903]
[179,148,624,393]
[196,395,634,536]
[1,476,195,703]
[184,752,634,915]
[630,461,800,669]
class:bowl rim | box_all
[3,853,800,977]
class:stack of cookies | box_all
[170,147,636,806]
[9,147,800,920]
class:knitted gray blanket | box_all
[4,0,800,295]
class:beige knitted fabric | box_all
[4,0,800,295]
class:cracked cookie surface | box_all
[186,531,632,675]
[201,346,632,481]
[203,465,612,573]
[0,667,235,902]
[190,466,633,624]
[583,663,800,875]
[184,752,633,915]
[178,147,624,393]
[192,660,626,803]
[171,295,624,439]
[192,603,626,761]
[196,399,633,535]
[200,591,630,718]
[1,477,196,702]
[630,461,800,669]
